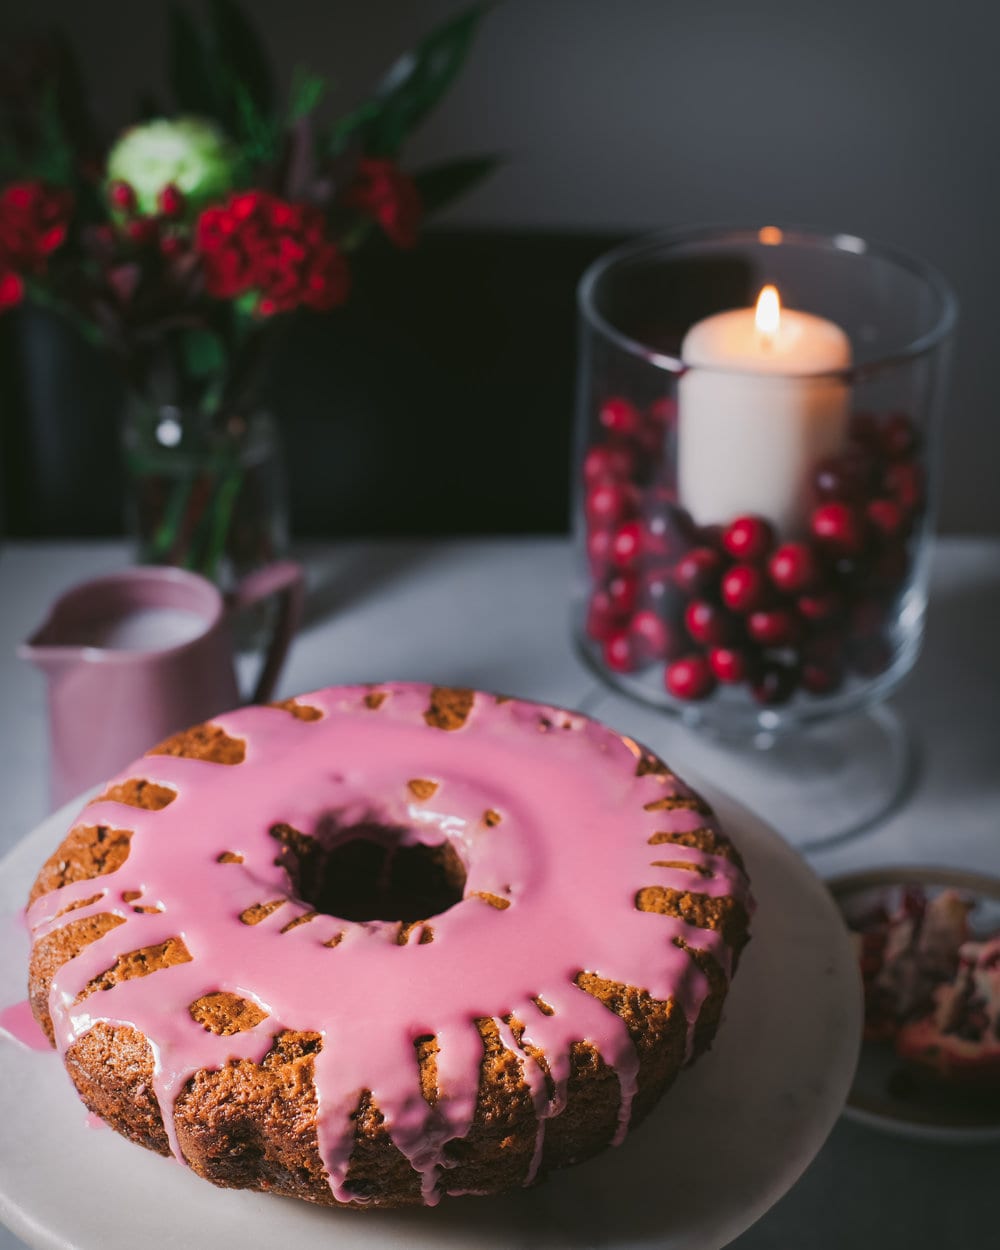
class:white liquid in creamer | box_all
[83,607,208,652]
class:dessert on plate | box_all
[26,683,751,1208]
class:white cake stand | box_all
[0,784,860,1250]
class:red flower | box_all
[0,181,73,313]
[348,158,422,249]
[194,191,349,315]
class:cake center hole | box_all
[276,821,467,923]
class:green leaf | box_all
[168,3,223,119]
[336,2,489,157]
[208,0,274,116]
[288,67,327,124]
[180,327,226,379]
[412,154,500,216]
[32,85,75,185]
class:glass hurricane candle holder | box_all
[573,226,956,847]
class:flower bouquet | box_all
[0,2,493,584]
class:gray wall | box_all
[23,0,1000,532]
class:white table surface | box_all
[1,535,998,1248]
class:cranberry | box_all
[585,590,620,642]
[586,481,634,528]
[869,544,908,588]
[586,527,613,576]
[866,498,906,541]
[157,183,184,217]
[583,445,633,485]
[639,564,677,613]
[721,563,768,614]
[611,520,644,569]
[848,411,880,449]
[881,412,918,461]
[643,496,685,560]
[685,600,732,646]
[812,450,875,502]
[747,608,802,647]
[722,515,775,562]
[768,542,820,594]
[849,635,893,677]
[648,396,678,427]
[802,660,844,696]
[851,597,889,637]
[811,502,866,557]
[709,646,753,684]
[108,180,137,212]
[599,397,641,438]
[606,571,639,616]
[673,547,722,597]
[631,610,681,663]
[751,662,799,706]
[884,461,924,513]
[665,655,717,701]
[698,523,726,551]
[604,630,638,673]
[803,632,849,668]
[797,588,844,624]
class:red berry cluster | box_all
[583,399,924,706]
[195,191,350,315]
[0,182,73,310]
[347,158,422,251]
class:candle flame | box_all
[755,285,781,336]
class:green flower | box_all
[106,117,239,216]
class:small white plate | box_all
[829,866,1000,1146]
[0,785,860,1250]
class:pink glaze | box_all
[27,683,750,1206]
[0,999,49,1051]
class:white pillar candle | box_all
[677,286,852,536]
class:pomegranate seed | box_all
[869,544,908,588]
[747,608,802,647]
[599,397,641,438]
[866,498,906,540]
[721,563,768,614]
[768,542,819,594]
[673,547,722,597]
[584,445,633,485]
[722,515,774,562]
[751,662,799,706]
[611,520,644,569]
[586,481,634,528]
[882,412,918,461]
[665,655,717,701]
[585,591,620,642]
[810,502,866,556]
[643,498,684,560]
[606,572,639,615]
[851,598,889,637]
[604,630,638,673]
[709,646,753,684]
[699,522,726,551]
[685,600,732,646]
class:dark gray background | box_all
[16,0,1000,533]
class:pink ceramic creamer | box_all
[19,562,304,806]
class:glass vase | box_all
[123,399,289,595]
[573,226,957,847]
